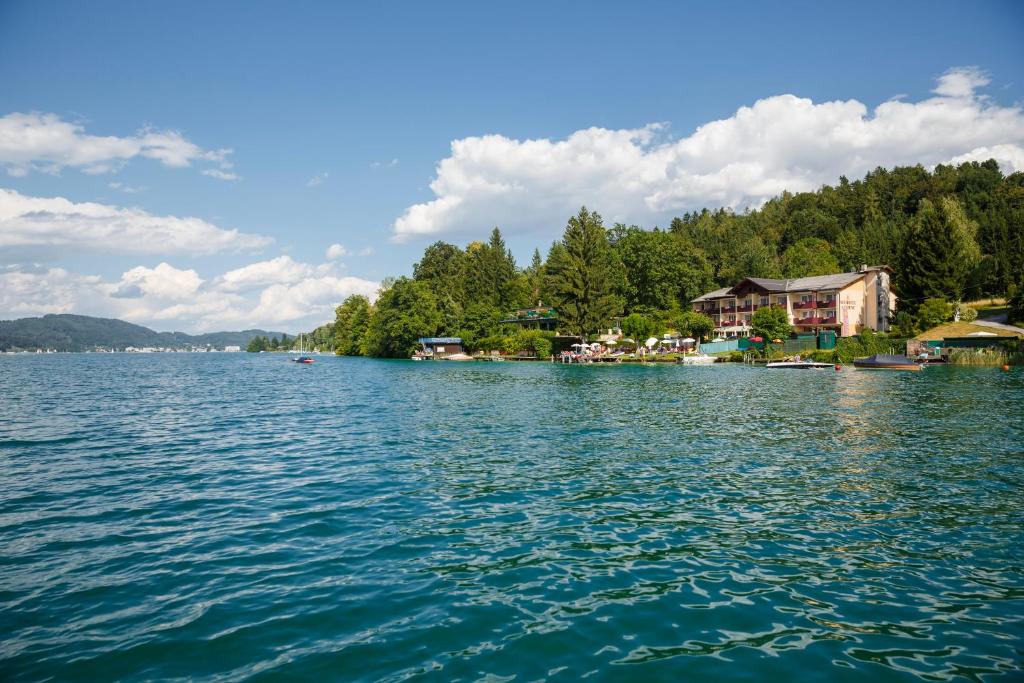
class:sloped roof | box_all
[692,287,733,302]
[785,271,865,291]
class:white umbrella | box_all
[605,340,617,345]
[623,338,636,343]
[645,337,658,348]
[682,337,695,343]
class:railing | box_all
[819,317,838,325]
[795,317,821,325]
[815,300,836,308]
[793,300,817,310]
[720,305,736,313]
[737,304,755,312]
[721,319,738,326]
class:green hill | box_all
[0,314,286,352]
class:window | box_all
[801,294,811,302]
[760,296,769,306]
[777,296,787,306]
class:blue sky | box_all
[1,1,1023,332]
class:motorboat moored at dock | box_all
[853,354,922,371]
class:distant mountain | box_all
[0,314,287,352]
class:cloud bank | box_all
[393,67,1024,241]
[0,112,236,178]
[1,257,380,333]
[0,188,271,256]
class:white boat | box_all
[765,360,835,369]
[680,354,716,365]
[440,352,474,361]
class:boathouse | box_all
[417,337,464,358]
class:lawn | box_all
[914,321,1022,341]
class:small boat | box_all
[679,354,716,365]
[765,360,835,369]
[853,354,922,371]
[291,333,314,364]
[440,352,474,362]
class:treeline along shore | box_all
[287,160,1023,360]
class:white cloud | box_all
[216,255,328,292]
[248,275,380,326]
[370,158,399,169]
[0,112,234,177]
[108,181,146,194]
[0,188,272,257]
[307,171,328,187]
[325,243,347,260]
[201,169,240,181]
[392,66,1024,242]
[357,246,374,257]
[947,143,1024,171]
[932,66,989,98]
[1,257,379,333]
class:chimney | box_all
[860,264,868,272]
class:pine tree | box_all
[545,207,621,338]
[896,197,981,310]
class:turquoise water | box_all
[1,354,1022,682]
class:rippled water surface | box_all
[1,354,1023,682]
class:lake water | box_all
[1,354,1022,682]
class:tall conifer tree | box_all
[545,207,620,338]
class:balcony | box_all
[795,316,821,325]
[815,300,836,309]
[721,319,738,326]
[792,300,817,310]
[738,303,757,312]
[819,316,838,325]
[720,305,736,314]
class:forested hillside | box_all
[0,314,284,352]
[300,160,1024,357]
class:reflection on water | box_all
[0,355,1022,682]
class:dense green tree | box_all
[620,313,658,342]
[917,297,952,330]
[672,311,715,342]
[463,228,519,309]
[780,238,841,278]
[333,295,373,355]
[897,197,981,310]
[361,278,442,358]
[525,248,545,304]
[750,305,792,341]
[613,227,713,311]
[1009,279,1024,325]
[246,336,268,352]
[545,207,622,338]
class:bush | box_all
[958,305,978,322]
[892,310,918,337]
[1009,281,1024,325]
[918,298,952,330]
[503,329,555,357]
[475,335,508,353]
[809,349,839,363]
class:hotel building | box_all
[691,266,896,338]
